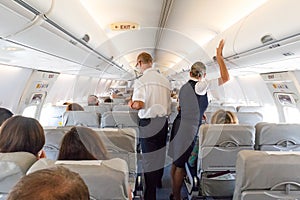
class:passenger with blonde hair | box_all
[210,109,239,124]
[188,109,238,167]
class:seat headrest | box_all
[0,152,37,193]
[199,124,255,146]
[234,150,300,199]
[28,158,130,200]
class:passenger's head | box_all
[104,97,113,103]
[66,103,84,111]
[7,166,89,200]
[0,116,45,158]
[58,126,108,160]
[136,52,153,73]
[0,107,13,126]
[87,95,99,106]
[190,61,206,79]
[210,109,239,124]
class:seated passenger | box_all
[104,97,113,103]
[0,115,46,159]
[87,95,99,106]
[66,103,84,111]
[211,109,239,124]
[188,109,238,167]
[58,126,108,160]
[7,166,89,200]
[58,126,133,199]
[0,107,13,126]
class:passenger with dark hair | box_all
[88,95,99,106]
[66,103,84,111]
[0,115,46,159]
[0,107,13,126]
[58,126,132,200]
[7,166,89,200]
[58,126,108,160]
[168,40,230,200]
[104,97,113,103]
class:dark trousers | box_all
[139,117,168,200]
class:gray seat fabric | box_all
[28,158,130,200]
[205,105,236,112]
[112,105,135,112]
[43,127,138,189]
[63,111,100,128]
[94,128,137,176]
[43,128,69,160]
[197,124,255,197]
[101,111,139,129]
[233,150,300,200]
[236,106,263,114]
[84,105,111,115]
[236,112,263,126]
[0,152,37,197]
[204,112,263,126]
[255,122,300,151]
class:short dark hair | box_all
[7,166,89,200]
[0,107,13,126]
[0,116,45,157]
[66,103,84,111]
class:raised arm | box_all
[216,39,230,85]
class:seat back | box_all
[84,105,111,115]
[63,111,100,128]
[0,152,37,197]
[233,150,300,200]
[255,122,300,151]
[206,105,236,113]
[112,105,135,111]
[236,106,263,114]
[27,158,130,200]
[236,112,263,126]
[43,127,137,186]
[43,127,69,160]
[101,111,139,128]
[94,128,137,178]
[198,124,255,172]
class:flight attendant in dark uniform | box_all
[168,39,230,200]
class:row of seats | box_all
[0,152,131,200]
[204,111,263,126]
[44,127,138,189]
[62,110,139,129]
[185,122,300,199]
[205,105,264,113]
[0,127,141,200]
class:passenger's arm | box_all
[128,99,144,110]
[216,39,230,85]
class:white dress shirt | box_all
[132,68,171,119]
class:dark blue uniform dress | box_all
[168,79,208,168]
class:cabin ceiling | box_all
[2,0,300,80]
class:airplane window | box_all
[277,94,294,105]
[22,105,37,118]
[283,107,300,123]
